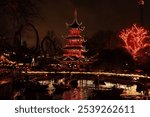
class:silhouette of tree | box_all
[86,30,123,56]
[0,0,41,55]
[92,48,135,71]
[0,0,41,34]
[41,31,62,58]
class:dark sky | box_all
[35,0,150,39]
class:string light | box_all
[119,24,150,59]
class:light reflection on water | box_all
[63,88,84,100]
[39,80,92,99]
[39,79,145,100]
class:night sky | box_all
[35,0,150,39]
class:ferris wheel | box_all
[41,31,58,58]
[13,23,40,54]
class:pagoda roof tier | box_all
[64,48,87,52]
[59,61,92,65]
[66,13,82,29]
[66,39,87,43]
[63,54,85,59]
[66,39,86,45]
[66,37,84,40]
[58,56,86,61]
[66,9,84,30]
[63,46,85,49]
[64,45,84,47]
[66,35,82,38]
[65,39,85,42]
[63,48,86,51]
[67,19,82,28]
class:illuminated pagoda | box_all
[58,10,91,71]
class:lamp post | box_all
[138,0,144,25]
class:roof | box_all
[66,9,84,29]
[67,19,82,28]
[64,45,84,49]
[58,56,85,61]
[66,35,82,39]
[0,55,17,67]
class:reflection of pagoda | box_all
[57,10,92,71]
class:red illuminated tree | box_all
[119,24,150,60]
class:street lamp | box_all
[138,0,144,25]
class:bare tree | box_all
[0,0,41,53]
[0,0,41,34]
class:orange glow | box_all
[66,39,84,45]
[119,24,150,59]
[63,20,85,59]
[138,0,144,5]
[64,49,85,53]
[63,54,85,58]
[68,28,81,35]
[22,71,150,79]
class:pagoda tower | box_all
[60,10,88,70]
[64,10,86,59]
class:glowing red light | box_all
[66,39,84,45]
[68,29,81,35]
[119,24,150,59]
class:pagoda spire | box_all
[138,0,144,25]
[74,8,77,19]
[66,9,82,29]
